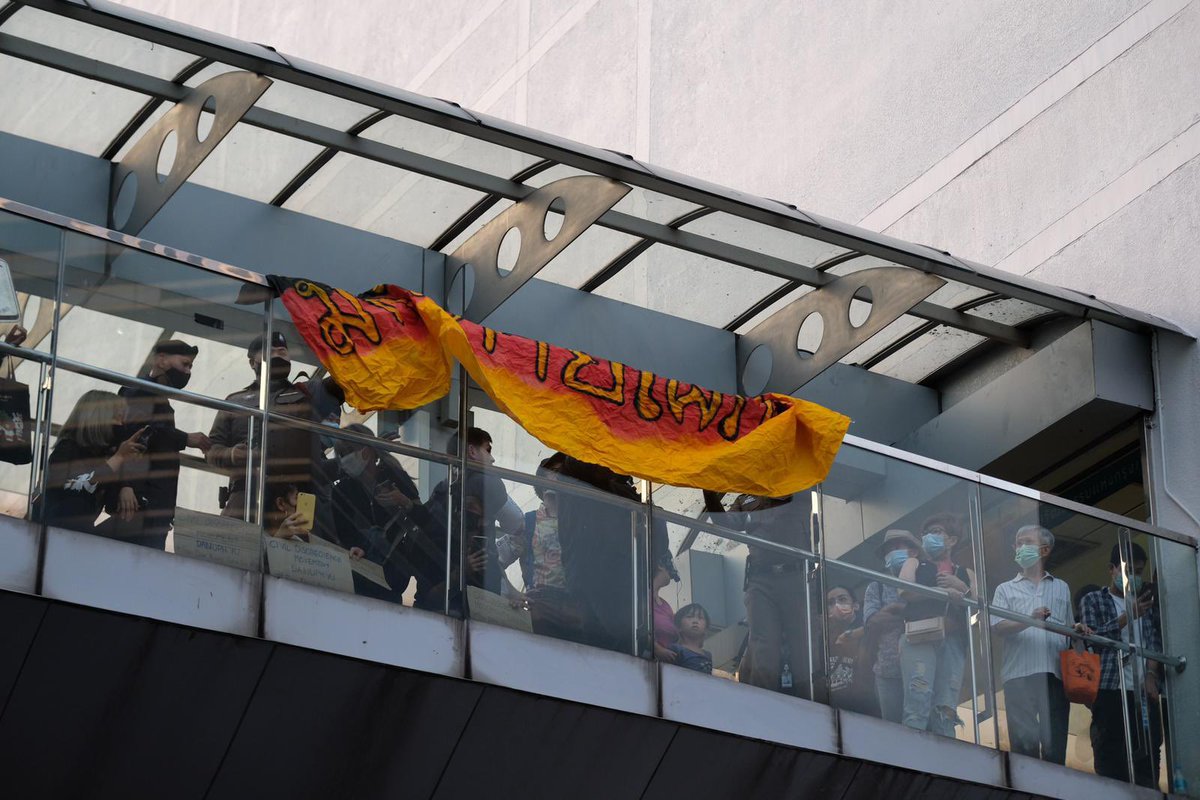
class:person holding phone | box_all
[329,424,421,602]
[264,482,312,541]
[45,390,146,534]
[116,339,212,549]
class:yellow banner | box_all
[273,277,849,495]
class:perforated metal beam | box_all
[109,70,270,234]
[737,267,946,394]
[453,176,630,321]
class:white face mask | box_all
[339,449,369,478]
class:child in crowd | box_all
[826,584,879,716]
[668,603,714,674]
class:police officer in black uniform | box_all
[206,332,343,520]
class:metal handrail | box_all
[0,197,267,286]
[840,434,1198,549]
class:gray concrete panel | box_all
[41,525,260,636]
[0,515,38,594]
[838,707,1005,788]
[1007,751,1161,800]
[660,663,837,754]
[468,619,658,716]
[262,575,465,678]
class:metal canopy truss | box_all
[453,175,630,321]
[0,0,1191,394]
[109,69,270,234]
[737,268,947,394]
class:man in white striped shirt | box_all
[991,524,1077,765]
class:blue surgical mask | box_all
[885,549,909,573]
[1124,574,1144,595]
[1014,544,1042,569]
[922,533,946,558]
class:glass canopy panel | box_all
[965,296,1055,326]
[923,278,992,309]
[187,122,324,203]
[0,55,151,157]
[824,254,903,276]
[839,313,926,366]
[282,151,485,248]
[439,199,512,253]
[110,103,170,161]
[3,6,196,80]
[535,224,641,288]
[731,284,815,335]
[526,164,704,225]
[185,63,375,131]
[680,211,852,268]
[594,244,787,328]
[254,79,377,131]
[611,188,703,226]
[360,114,540,179]
[870,324,988,383]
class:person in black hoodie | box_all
[45,390,146,533]
[557,456,671,655]
[116,339,211,549]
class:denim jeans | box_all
[876,673,904,724]
[900,634,966,737]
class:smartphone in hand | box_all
[295,491,316,532]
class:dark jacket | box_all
[329,457,421,603]
[44,438,118,533]
[119,379,189,533]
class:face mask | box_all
[161,367,191,390]
[339,450,368,478]
[1123,574,1144,594]
[268,356,291,382]
[885,549,909,573]
[922,533,946,558]
[1014,544,1042,569]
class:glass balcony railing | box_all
[1,199,1196,795]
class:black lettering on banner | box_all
[717,396,746,442]
[536,341,550,382]
[294,280,382,355]
[362,296,409,326]
[758,395,790,425]
[666,380,723,430]
[561,351,625,404]
[635,370,662,421]
[482,327,498,354]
